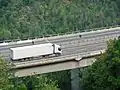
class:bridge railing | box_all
[0,26,120,47]
[1,32,119,60]
[0,25,120,44]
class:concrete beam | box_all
[13,57,96,77]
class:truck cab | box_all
[54,44,62,56]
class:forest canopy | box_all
[0,0,120,40]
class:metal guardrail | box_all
[0,31,119,48]
[0,25,120,43]
[0,26,120,48]
[19,25,120,40]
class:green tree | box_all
[47,70,71,90]
[13,84,27,90]
[0,56,28,90]
[18,84,27,90]
[0,28,11,40]
[12,75,59,90]
[26,75,59,90]
[0,55,58,90]
[81,39,120,90]
[0,0,120,40]
[0,56,12,90]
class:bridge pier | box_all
[71,68,82,90]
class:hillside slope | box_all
[0,0,120,40]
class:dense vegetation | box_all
[0,0,120,40]
[81,38,120,90]
[0,0,120,90]
[47,71,71,90]
[0,57,59,90]
[0,56,71,90]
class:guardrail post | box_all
[71,68,82,90]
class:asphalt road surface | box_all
[0,28,120,62]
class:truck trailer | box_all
[10,43,62,60]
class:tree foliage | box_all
[81,39,120,90]
[0,0,120,40]
[0,27,11,40]
[12,75,59,90]
[46,70,71,90]
[0,56,13,90]
[0,57,58,90]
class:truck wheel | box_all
[55,53,61,57]
[42,55,46,58]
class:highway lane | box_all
[0,36,115,61]
[13,44,106,65]
[0,27,120,49]
[0,32,118,51]
[1,32,119,56]
[63,42,106,55]
[0,27,119,61]
[1,41,106,57]
[0,33,111,53]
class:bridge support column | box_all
[71,68,82,90]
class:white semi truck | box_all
[10,43,62,60]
